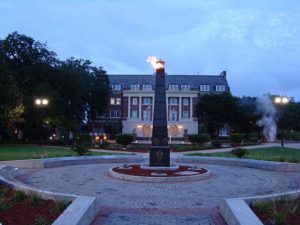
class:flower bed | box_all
[251,198,300,225]
[112,165,207,177]
[0,184,70,225]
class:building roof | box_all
[108,72,230,91]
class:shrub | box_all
[230,133,245,145]
[34,214,47,225]
[230,147,249,158]
[29,192,42,206]
[188,134,210,145]
[14,190,27,202]
[55,200,70,212]
[0,197,13,212]
[211,140,221,148]
[71,144,89,156]
[116,133,135,148]
[76,133,92,145]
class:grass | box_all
[0,144,128,161]
[187,147,300,163]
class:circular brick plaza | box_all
[15,160,300,225]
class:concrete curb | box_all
[0,155,143,169]
[178,156,300,171]
[0,165,97,225]
[220,190,300,225]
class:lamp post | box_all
[274,96,289,147]
[35,98,49,146]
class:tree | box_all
[234,97,260,134]
[195,93,238,138]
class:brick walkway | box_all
[16,161,300,225]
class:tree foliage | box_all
[0,31,109,141]
[195,93,238,138]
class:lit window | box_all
[143,84,152,90]
[169,109,178,121]
[111,84,121,91]
[132,97,138,105]
[216,85,225,92]
[182,98,189,106]
[131,110,138,118]
[200,85,210,92]
[168,85,179,90]
[181,85,190,91]
[131,84,140,90]
[142,110,151,121]
[169,97,178,105]
[110,110,116,118]
[110,98,115,105]
[116,98,121,105]
[182,110,189,118]
[142,97,151,105]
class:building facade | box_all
[99,70,230,140]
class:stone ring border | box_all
[1,155,300,225]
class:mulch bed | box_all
[251,201,300,225]
[112,165,207,177]
[0,185,68,225]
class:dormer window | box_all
[143,84,152,90]
[111,84,121,91]
[131,84,140,90]
[216,85,225,92]
[200,85,210,92]
[168,84,179,91]
[181,85,190,91]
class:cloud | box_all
[0,0,299,100]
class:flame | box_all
[146,56,158,70]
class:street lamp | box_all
[274,96,289,147]
[35,98,49,146]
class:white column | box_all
[139,97,142,119]
[128,96,131,118]
[179,97,182,121]
[190,97,193,118]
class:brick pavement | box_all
[15,161,300,225]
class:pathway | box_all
[15,159,300,225]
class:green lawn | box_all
[0,144,126,161]
[187,147,300,163]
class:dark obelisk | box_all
[150,60,170,167]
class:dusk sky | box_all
[1,0,299,100]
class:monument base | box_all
[149,146,170,167]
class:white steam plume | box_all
[256,95,277,142]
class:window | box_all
[110,97,121,105]
[219,128,228,136]
[111,84,121,91]
[216,85,225,92]
[110,110,115,118]
[181,85,190,91]
[131,84,140,90]
[182,97,189,106]
[110,98,115,105]
[143,84,152,90]
[182,110,189,118]
[116,98,121,105]
[132,97,138,105]
[169,97,178,105]
[200,85,210,92]
[131,110,138,118]
[168,84,179,90]
[116,110,121,118]
[142,110,151,121]
[169,109,178,121]
[142,97,151,105]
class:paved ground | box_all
[15,158,300,225]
